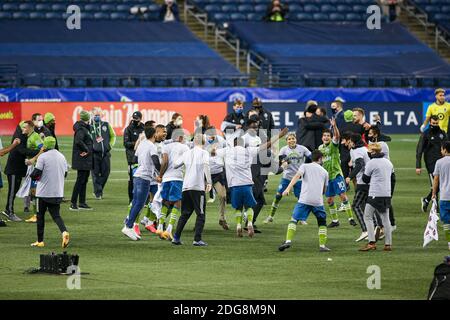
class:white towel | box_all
[150,184,163,219]
[423,200,439,248]
[16,165,34,198]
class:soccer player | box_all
[157,129,190,240]
[319,118,356,228]
[416,115,447,212]
[264,132,311,223]
[432,141,450,251]
[359,143,394,251]
[172,134,212,246]
[278,150,330,252]
[30,137,69,248]
[421,88,450,135]
[124,111,144,204]
[345,133,371,242]
[122,127,160,241]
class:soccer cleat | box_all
[421,197,429,213]
[31,241,45,247]
[193,240,208,247]
[236,225,243,238]
[383,244,392,251]
[155,228,163,236]
[374,226,381,241]
[133,224,141,238]
[337,203,346,212]
[359,243,377,251]
[2,211,22,222]
[78,203,93,210]
[172,238,182,245]
[25,214,37,223]
[92,193,102,200]
[319,246,331,252]
[299,220,308,225]
[145,224,157,233]
[263,216,273,224]
[207,194,216,203]
[327,221,340,228]
[162,230,173,241]
[62,231,70,248]
[69,204,79,211]
[219,219,229,230]
[349,219,357,227]
[1,211,10,219]
[355,231,368,242]
[278,242,291,251]
[247,224,255,238]
[121,226,138,241]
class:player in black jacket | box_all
[416,115,448,212]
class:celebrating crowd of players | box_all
[1,89,449,252]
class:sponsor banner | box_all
[18,102,226,136]
[0,102,21,135]
[227,101,423,134]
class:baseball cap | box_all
[334,96,346,103]
[132,111,143,120]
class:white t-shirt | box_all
[216,145,258,188]
[242,132,262,148]
[162,142,190,182]
[205,135,227,175]
[134,139,157,182]
[350,146,370,185]
[180,146,210,192]
[297,163,328,207]
[364,157,394,197]
[35,149,68,198]
[279,144,311,180]
[433,156,450,201]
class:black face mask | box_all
[430,125,440,132]
[368,136,376,143]
[132,120,140,126]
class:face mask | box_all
[132,120,140,126]
[175,118,183,126]
[331,108,337,115]
[431,125,440,131]
[34,120,43,128]
[368,136,376,143]
[94,115,101,122]
[235,109,243,115]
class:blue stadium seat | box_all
[353,5,367,12]
[324,78,339,87]
[230,13,247,20]
[56,78,71,88]
[94,12,110,19]
[35,4,51,11]
[304,4,320,12]
[204,4,221,13]
[372,78,386,87]
[313,13,329,20]
[420,77,435,87]
[254,0,268,3]
[117,4,131,12]
[329,12,345,20]
[237,78,249,87]
[41,78,56,87]
[359,0,376,4]
[169,78,184,87]
[29,12,46,19]
[219,78,233,87]
[81,13,95,19]
[12,12,29,19]
[306,78,323,87]
[121,78,136,87]
[110,12,128,19]
[254,4,267,13]
[106,78,120,87]
[238,4,254,12]
[154,78,169,87]
[432,13,450,21]
[72,78,88,87]
[405,78,418,87]
[52,4,67,12]
[247,13,264,20]
[222,5,237,13]
[339,78,354,87]
[337,4,352,12]
[387,78,403,87]
[139,78,153,87]
[19,3,35,11]
[22,74,41,87]
[0,12,12,19]
[296,12,314,20]
[213,13,230,22]
[424,5,441,13]
[90,78,104,87]
[100,4,116,12]
[148,4,161,12]
[437,77,450,87]
[442,5,450,13]
[346,13,363,21]
[430,0,447,4]
[321,5,336,13]
[186,78,200,87]
[355,77,370,87]
[2,3,19,11]
[201,78,216,87]
[84,4,101,12]
[289,4,303,12]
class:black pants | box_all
[5,174,22,214]
[175,190,206,242]
[71,170,90,205]
[389,172,396,226]
[37,198,67,242]
[251,164,266,224]
[91,153,111,197]
[128,165,134,204]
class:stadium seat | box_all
[154,78,169,87]
[289,4,303,12]
[72,78,88,87]
[106,78,120,87]
[81,13,95,19]
[121,78,136,87]
[304,4,320,12]
[22,74,41,87]
[431,13,450,21]
[94,13,110,20]
[19,3,35,11]
[387,78,403,87]
[443,6,450,13]
[405,78,418,87]
[339,78,354,87]
[29,12,46,19]
[110,12,128,19]
[346,13,363,21]
[337,4,352,12]
[254,4,267,13]
[56,78,71,87]
[89,78,104,87]
[420,77,435,87]
[2,3,19,11]
[12,12,29,19]
[35,4,51,11]
[139,78,153,87]
[84,4,101,12]
[437,77,450,87]
[186,78,200,87]
[321,5,337,13]
[313,13,329,20]
[230,13,247,20]
[306,78,323,87]
[52,4,67,12]
[324,78,339,87]
[170,78,184,87]
[0,12,12,19]
[41,78,56,87]
[201,78,216,87]
[213,13,230,22]
[117,4,131,12]
[204,4,221,13]
[355,77,370,87]
[247,13,264,20]
[218,78,233,87]
[148,4,161,12]
[222,5,237,13]
[238,4,254,12]
[424,5,441,13]
[329,12,345,20]
[372,78,386,87]
[296,12,314,20]
[100,4,116,12]
[353,5,367,12]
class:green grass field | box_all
[0,134,447,300]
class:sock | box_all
[235,210,243,227]
[286,220,297,242]
[167,206,180,233]
[329,203,338,222]
[270,194,282,217]
[145,203,157,222]
[318,226,327,247]
[246,208,254,226]
[159,205,170,226]
[343,200,354,220]
[444,224,450,248]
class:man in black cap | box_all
[124,111,145,204]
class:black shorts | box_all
[212,172,226,186]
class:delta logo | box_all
[0,110,14,120]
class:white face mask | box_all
[34,120,43,128]
[175,118,183,126]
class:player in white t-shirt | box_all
[157,129,190,240]
[264,132,311,224]
[279,150,330,252]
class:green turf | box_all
[0,134,447,300]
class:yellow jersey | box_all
[426,102,450,132]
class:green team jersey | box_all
[27,132,43,154]
[319,140,342,180]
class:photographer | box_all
[159,0,180,22]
